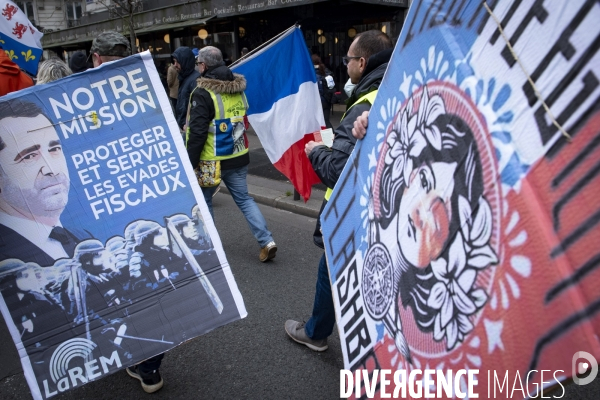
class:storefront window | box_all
[170,24,237,65]
[304,21,392,93]
[138,34,171,59]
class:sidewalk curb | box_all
[219,180,323,219]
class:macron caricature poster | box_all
[0,51,246,399]
[323,0,600,398]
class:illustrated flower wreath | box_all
[382,85,498,350]
[427,207,497,350]
[385,86,445,185]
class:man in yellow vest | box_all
[285,30,393,351]
[187,46,277,262]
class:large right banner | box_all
[323,0,600,397]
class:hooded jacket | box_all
[187,64,250,171]
[172,47,200,128]
[0,49,33,96]
[308,48,393,248]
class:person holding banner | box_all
[187,46,277,263]
[89,31,132,67]
[285,30,393,351]
[87,31,166,394]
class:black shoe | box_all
[127,365,164,393]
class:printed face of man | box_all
[0,114,70,222]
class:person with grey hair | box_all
[36,58,72,85]
[187,46,277,263]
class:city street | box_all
[1,0,598,398]
[0,193,343,399]
[1,191,599,399]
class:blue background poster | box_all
[0,52,246,399]
[33,54,195,240]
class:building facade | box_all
[20,0,410,87]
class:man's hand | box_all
[305,140,324,157]
[352,111,370,140]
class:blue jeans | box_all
[305,253,336,340]
[202,165,274,247]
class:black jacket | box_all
[172,47,200,129]
[187,65,250,170]
[309,49,392,189]
[309,48,392,248]
[316,69,334,108]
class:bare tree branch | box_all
[93,0,143,53]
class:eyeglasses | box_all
[343,56,361,66]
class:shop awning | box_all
[42,0,330,48]
[48,37,93,48]
[348,0,408,5]
[135,16,213,35]
[42,16,213,49]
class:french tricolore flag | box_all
[232,26,324,201]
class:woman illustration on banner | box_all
[362,84,499,362]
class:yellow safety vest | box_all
[186,87,250,161]
[324,89,378,201]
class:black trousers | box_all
[138,353,164,377]
[322,106,332,129]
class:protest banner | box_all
[0,51,246,399]
[323,0,600,397]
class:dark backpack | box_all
[318,75,335,106]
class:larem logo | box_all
[340,369,479,399]
[42,338,122,398]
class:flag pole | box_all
[230,23,300,68]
